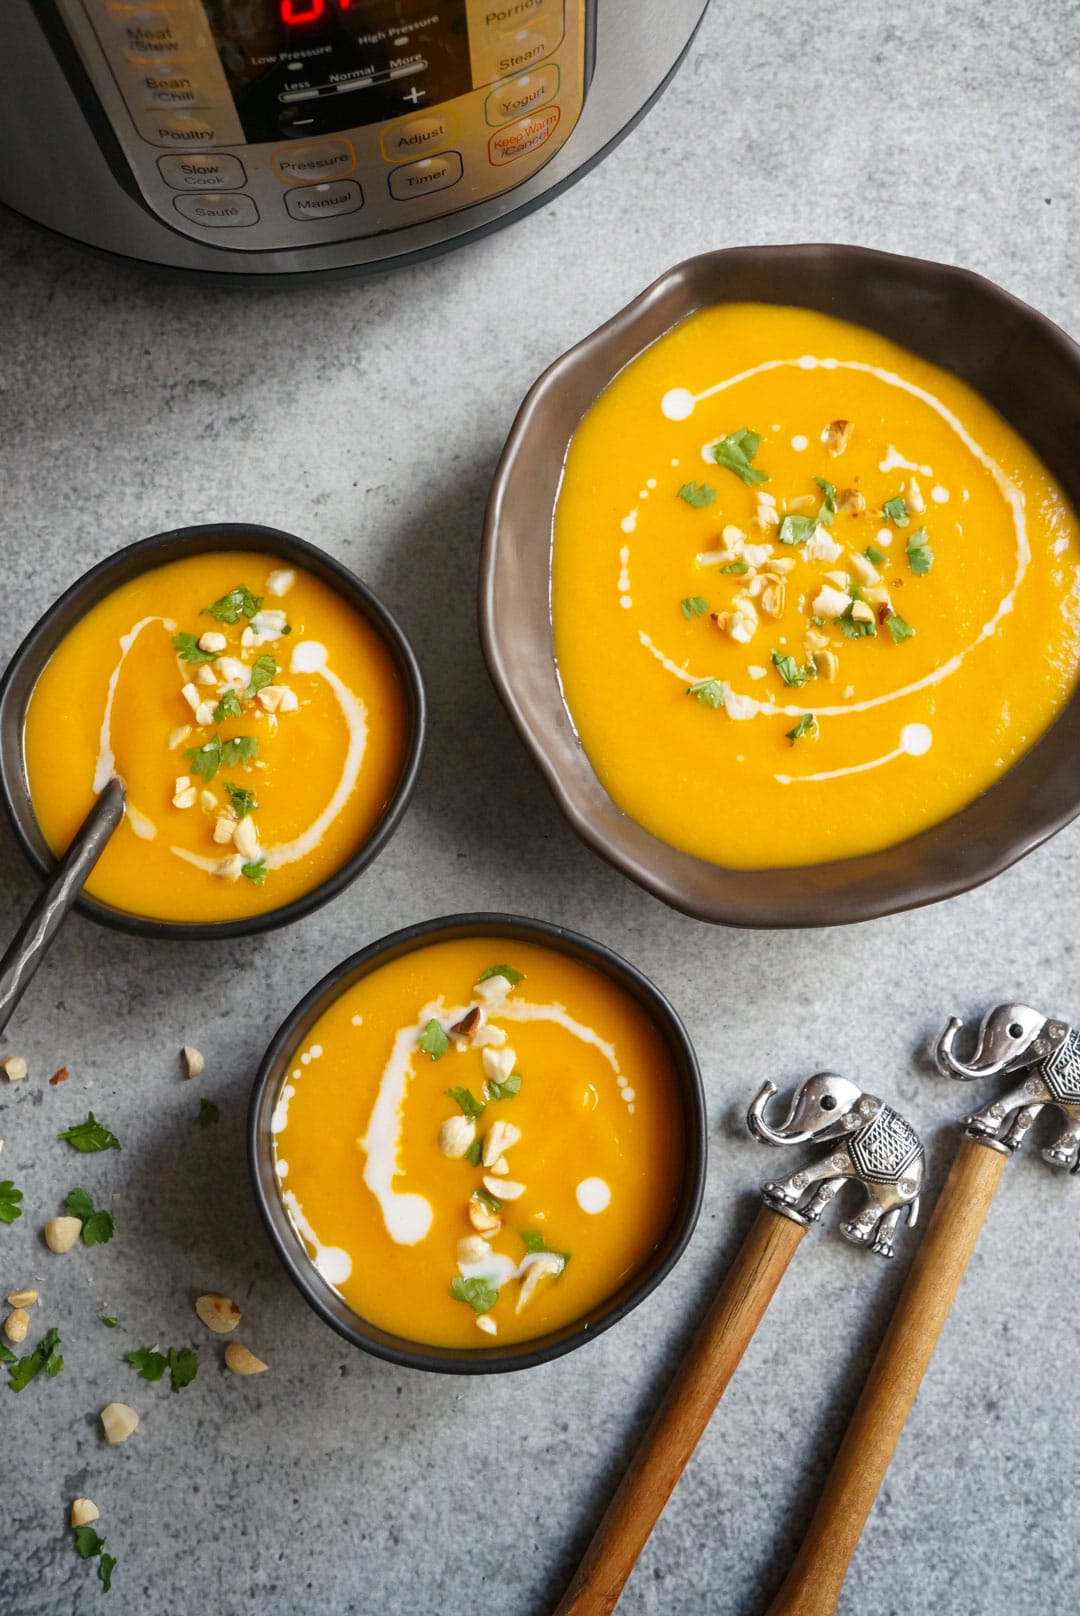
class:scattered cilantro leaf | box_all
[464,1138,483,1167]
[127,1347,167,1382]
[838,606,876,640]
[244,654,277,698]
[676,481,716,508]
[197,1099,220,1129]
[167,1346,198,1392]
[486,1074,522,1101]
[883,495,910,527]
[65,1188,114,1246]
[771,650,816,688]
[721,560,749,574]
[474,1187,502,1212]
[680,595,709,618]
[0,1343,14,1364]
[220,735,258,769]
[778,513,817,546]
[786,713,817,744]
[865,544,888,567]
[686,678,726,709]
[185,737,221,783]
[75,1526,106,1560]
[445,1085,484,1121]
[886,612,916,643]
[811,614,825,628]
[212,689,242,724]
[521,1230,571,1265]
[419,1020,450,1061]
[449,1276,498,1314]
[712,428,768,486]
[172,632,215,665]
[8,1326,63,1391]
[102,1317,119,1329]
[906,528,934,575]
[59,1113,121,1153]
[477,964,525,985]
[99,1553,116,1592]
[202,584,262,624]
[225,783,257,820]
[813,477,837,525]
[240,859,266,887]
[0,1180,23,1224]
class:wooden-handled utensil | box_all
[766,1001,1077,1615]
[554,1073,927,1616]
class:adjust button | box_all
[484,64,559,126]
[284,180,364,220]
[387,151,463,201]
[173,192,258,227]
[158,152,246,190]
[380,111,457,163]
[272,140,355,184]
[487,105,561,166]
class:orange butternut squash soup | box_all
[271,938,686,1348]
[23,552,409,922]
[552,304,1080,867]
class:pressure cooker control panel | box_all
[54,0,587,250]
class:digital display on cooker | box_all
[201,1,472,142]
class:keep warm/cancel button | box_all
[487,105,560,166]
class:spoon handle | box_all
[0,777,126,1037]
[765,1136,1007,1616]
[553,1206,807,1616]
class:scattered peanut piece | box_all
[44,1216,83,1254]
[836,487,866,516]
[482,1120,522,1168]
[233,817,259,861]
[475,1315,497,1337]
[438,1115,476,1159]
[516,1255,563,1315]
[6,1288,39,1307]
[467,1200,502,1235]
[49,1067,70,1086]
[2,1055,28,1083]
[224,1343,267,1376]
[266,567,296,598]
[181,1046,204,1080]
[449,1007,482,1040]
[482,1173,524,1201]
[168,725,192,750]
[825,418,854,456]
[194,1293,241,1334]
[4,1307,30,1344]
[456,1236,491,1264]
[70,1499,99,1528]
[100,1403,139,1445]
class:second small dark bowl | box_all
[249,912,707,1374]
[0,522,426,941]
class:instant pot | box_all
[0,1,708,280]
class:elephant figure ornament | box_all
[746,1073,925,1259]
[936,1002,1080,1167]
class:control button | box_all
[172,192,258,227]
[484,64,560,126]
[489,23,562,79]
[157,152,246,190]
[137,109,220,147]
[482,0,562,39]
[107,10,186,56]
[380,111,457,164]
[284,180,364,220]
[487,105,561,166]
[387,152,463,201]
[271,141,355,184]
[137,69,200,107]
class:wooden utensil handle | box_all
[766,1136,1007,1616]
[554,1205,807,1616]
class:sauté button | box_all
[284,180,364,220]
[158,152,246,190]
[387,152,463,201]
[487,105,561,165]
[272,141,355,184]
[380,112,457,163]
[484,64,559,126]
[173,192,258,227]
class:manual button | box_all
[158,152,246,190]
[284,180,364,220]
[387,152,463,201]
[272,141,355,184]
[380,112,457,163]
[173,192,258,227]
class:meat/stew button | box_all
[487,105,561,166]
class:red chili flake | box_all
[877,604,895,625]
[49,1066,70,1086]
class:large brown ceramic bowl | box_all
[480,244,1080,927]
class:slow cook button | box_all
[487,105,560,165]
[284,180,364,220]
[387,151,463,201]
[484,64,559,126]
[380,111,457,163]
[157,152,246,190]
[172,192,258,227]
[272,140,355,184]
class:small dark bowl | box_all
[249,912,707,1374]
[0,523,426,940]
[480,244,1080,926]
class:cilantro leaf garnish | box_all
[521,1230,570,1265]
[127,1347,167,1382]
[906,529,934,575]
[59,1113,121,1153]
[172,632,215,665]
[0,1343,15,1364]
[786,713,817,744]
[771,650,816,688]
[220,735,258,769]
[865,544,888,567]
[712,428,768,486]
[883,495,910,527]
[0,1180,23,1224]
[445,1086,484,1121]
[474,1187,502,1212]
[185,734,258,785]
[75,1525,107,1560]
[65,1187,114,1246]
[7,1325,63,1391]
[477,964,525,985]
[686,678,726,709]
[680,596,709,618]
[813,477,837,526]
[721,561,749,574]
[486,1074,522,1102]
[419,1020,450,1061]
[202,584,262,624]
[777,513,817,546]
[838,605,876,640]
[197,1099,220,1128]
[886,612,915,643]
[465,1138,483,1166]
[99,1553,117,1592]
[225,783,257,820]
[677,481,716,508]
[241,859,266,887]
[102,1317,120,1329]
[212,689,242,724]
[449,1276,498,1314]
[244,655,277,699]
[167,1345,198,1392]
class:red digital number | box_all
[281,0,323,22]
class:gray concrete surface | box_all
[1,2,1079,1611]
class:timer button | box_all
[157,153,246,190]
[387,152,463,202]
[272,141,355,184]
[487,105,561,166]
[284,180,364,220]
[484,64,560,126]
[380,111,457,163]
[172,192,258,227]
